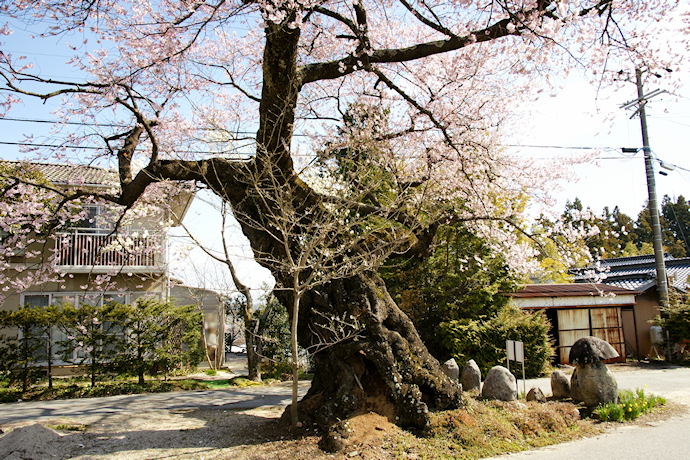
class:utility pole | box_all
[633,68,670,308]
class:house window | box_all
[77,204,115,233]
[23,294,50,361]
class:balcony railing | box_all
[55,228,164,269]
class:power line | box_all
[0,116,258,133]
[3,117,687,166]
[1,117,124,128]
[504,144,607,150]
[0,118,628,151]
[0,141,253,157]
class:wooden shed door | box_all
[557,309,589,364]
[590,308,625,360]
[556,307,625,364]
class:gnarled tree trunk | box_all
[281,273,462,435]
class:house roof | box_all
[572,254,690,292]
[1,160,118,187]
[2,160,196,226]
[509,283,638,298]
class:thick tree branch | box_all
[299,17,516,85]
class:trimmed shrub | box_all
[111,299,204,383]
[440,305,554,378]
[656,296,690,361]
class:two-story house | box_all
[0,160,196,364]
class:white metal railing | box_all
[55,228,163,268]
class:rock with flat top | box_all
[569,336,619,365]
[568,337,619,406]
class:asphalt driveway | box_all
[0,380,310,426]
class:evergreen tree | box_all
[662,195,690,257]
[637,200,686,257]
[381,224,518,359]
[112,298,203,384]
[56,302,123,387]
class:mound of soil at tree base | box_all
[343,412,400,446]
[0,423,71,459]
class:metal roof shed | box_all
[571,255,690,359]
[509,284,639,365]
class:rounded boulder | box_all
[481,365,517,401]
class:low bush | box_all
[408,397,600,459]
[657,299,690,361]
[228,376,262,387]
[439,306,554,378]
[596,388,666,422]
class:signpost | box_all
[506,340,526,396]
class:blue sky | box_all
[511,69,690,219]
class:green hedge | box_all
[439,306,554,378]
[0,299,203,390]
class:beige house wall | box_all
[622,289,661,359]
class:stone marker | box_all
[461,359,482,392]
[481,365,517,401]
[551,369,571,399]
[568,336,619,406]
[569,336,619,365]
[571,362,617,406]
[526,387,546,403]
[442,358,460,382]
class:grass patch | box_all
[205,369,217,376]
[385,397,601,459]
[595,388,666,422]
[0,378,215,403]
[46,423,88,432]
[205,380,232,389]
[228,376,262,387]
[0,370,288,403]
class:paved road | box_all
[490,364,690,460]
[0,380,310,426]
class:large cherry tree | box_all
[0,0,680,438]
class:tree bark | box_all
[277,272,462,440]
[245,324,262,381]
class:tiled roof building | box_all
[572,254,690,292]
[571,254,690,359]
[1,160,118,187]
